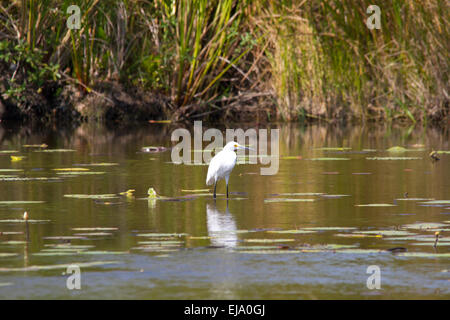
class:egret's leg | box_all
[225,176,229,199]
[213,182,217,199]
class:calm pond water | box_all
[0,122,448,299]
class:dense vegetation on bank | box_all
[0,0,448,124]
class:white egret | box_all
[206,141,249,199]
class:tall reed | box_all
[252,0,449,121]
[0,0,447,122]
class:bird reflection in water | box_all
[206,202,237,248]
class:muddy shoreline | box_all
[0,79,448,127]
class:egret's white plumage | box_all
[206,141,248,198]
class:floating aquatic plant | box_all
[356,203,396,207]
[307,158,350,161]
[366,157,422,160]
[264,198,315,203]
[0,261,121,272]
[64,194,118,199]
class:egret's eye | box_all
[234,144,238,148]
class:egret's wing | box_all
[206,154,220,185]
[206,151,236,185]
[217,151,237,178]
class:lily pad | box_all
[43,244,95,249]
[302,227,357,231]
[267,230,317,234]
[308,158,350,161]
[210,230,250,234]
[397,252,450,258]
[23,144,48,148]
[136,233,188,237]
[72,227,118,231]
[43,236,86,240]
[131,246,179,253]
[138,241,184,245]
[64,194,118,200]
[33,252,76,257]
[243,239,295,243]
[0,201,45,205]
[80,251,128,255]
[366,157,421,160]
[35,149,76,153]
[395,198,435,201]
[321,194,351,198]
[181,189,210,193]
[73,232,113,237]
[384,235,439,241]
[356,203,396,207]
[0,253,18,258]
[56,171,105,175]
[335,233,383,238]
[0,219,49,223]
[419,200,450,205]
[180,193,213,197]
[264,198,315,203]
[402,222,448,230]
[315,147,351,151]
[0,177,61,182]
[267,193,324,196]
[74,163,119,166]
[410,242,450,246]
[357,230,415,236]
[53,168,90,172]
[39,248,86,253]
[234,245,281,250]
[237,250,303,254]
[0,241,28,245]
[334,249,384,254]
[187,236,212,240]
[0,261,121,272]
[298,244,359,250]
[387,146,407,152]
[0,282,13,287]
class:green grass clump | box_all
[0,0,447,122]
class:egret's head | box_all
[224,141,250,152]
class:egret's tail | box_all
[206,167,215,185]
[206,173,215,186]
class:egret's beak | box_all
[238,145,254,151]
